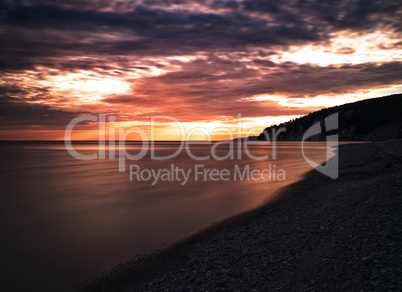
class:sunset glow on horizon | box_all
[0,0,401,140]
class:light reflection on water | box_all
[0,141,331,291]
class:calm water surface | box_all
[0,141,332,291]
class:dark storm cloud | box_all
[106,59,402,100]
[0,84,90,129]
[1,0,399,73]
[0,98,88,129]
[0,3,323,71]
[103,59,402,120]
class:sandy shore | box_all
[79,140,402,291]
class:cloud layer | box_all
[0,0,401,137]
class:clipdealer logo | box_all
[64,113,339,184]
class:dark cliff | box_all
[258,94,402,141]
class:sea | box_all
[0,141,332,291]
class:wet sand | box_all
[79,140,402,291]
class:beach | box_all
[80,140,402,291]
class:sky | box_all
[0,0,401,140]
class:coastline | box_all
[79,140,401,291]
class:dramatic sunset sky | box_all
[0,0,401,140]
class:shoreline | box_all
[79,140,401,291]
